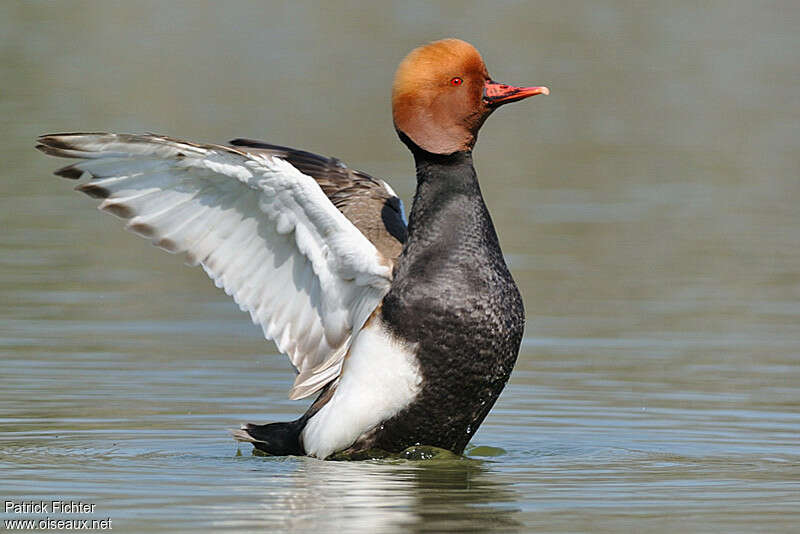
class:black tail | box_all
[231,418,307,456]
[231,383,335,456]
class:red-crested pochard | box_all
[37,38,548,459]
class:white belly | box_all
[301,318,422,459]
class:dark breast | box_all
[369,173,525,454]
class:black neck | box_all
[387,141,512,295]
[406,149,481,238]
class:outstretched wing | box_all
[37,133,396,399]
[229,138,407,261]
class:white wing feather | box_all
[41,133,392,399]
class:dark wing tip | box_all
[54,164,85,180]
[101,202,136,219]
[229,138,276,149]
[35,143,53,154]
[228,138,251,146]
[38,132,105,147]
[36,139,67,156]
[36,143,76,159]
[75,182,110,198]
[36,133,109,159]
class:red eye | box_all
[450,77,463,86]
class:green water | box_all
[2,2,799,532]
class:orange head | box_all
[392,38,548,155]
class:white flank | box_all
[301,318,422,459]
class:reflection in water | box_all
[403,461,521,532]
[215,457,521,533]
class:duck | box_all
[37,38,549,459]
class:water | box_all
[2,2,799,532]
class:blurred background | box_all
[2,1,798,532]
